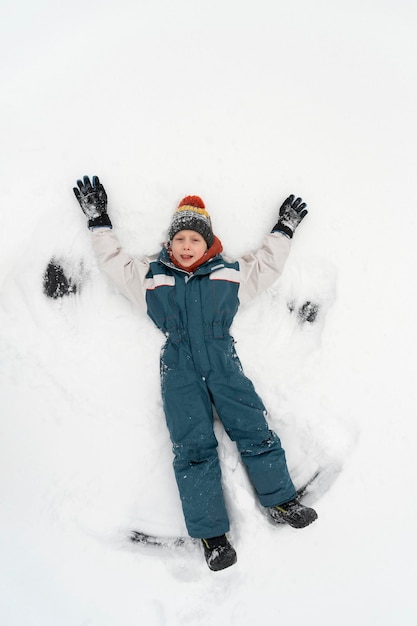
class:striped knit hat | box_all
[167,196,214,248]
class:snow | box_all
[1,0,417,624]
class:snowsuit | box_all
[91,229,297,538]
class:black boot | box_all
[201,535,237,571]
[269,498,318,529]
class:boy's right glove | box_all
[272,195,308,238]
[73,175,112,230]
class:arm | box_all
[73,175,151,311]
[237,232,291,305]
[91,229,153,311]
[237,195,308,305]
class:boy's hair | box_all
[168,196,214,248]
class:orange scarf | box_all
[168,235,223,273]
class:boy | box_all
[73,176,317,571]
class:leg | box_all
[161,343,230,538]
[206,339,297,507]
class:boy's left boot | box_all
[268,498,318,529]
[202,535,237,571]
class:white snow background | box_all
[1,0,417,624]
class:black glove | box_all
[73,175,112,229]
[272,195,308,238]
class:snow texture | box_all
[1,1,417,625]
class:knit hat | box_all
[168,196,214,248]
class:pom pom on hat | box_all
[178,195,206,209]
[168,195,214,247]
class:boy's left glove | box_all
[73,175,112,230]
[272,195,308,238]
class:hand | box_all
[73,175,112,229]
[272,195,308,238]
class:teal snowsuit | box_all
[92,230,297,538]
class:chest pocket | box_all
[205,269,240,335]
[145,273,181,337]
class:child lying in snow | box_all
[73,176,317,571]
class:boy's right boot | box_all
[201,535,237,571]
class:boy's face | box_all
[171,230,208,267]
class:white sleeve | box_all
[91,229,155,312]
[237,232,291,305]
